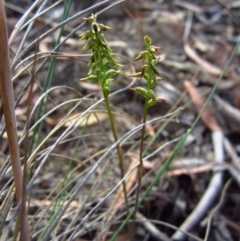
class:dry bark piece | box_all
[184,80,222,131]
[184,43,223,76]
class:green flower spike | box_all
[130,35,163,105]
[80,14,124,94]
[79,14,129,216]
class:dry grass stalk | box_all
[0,2,30,240]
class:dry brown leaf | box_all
[78,82,100,91]
[15,106,28,118]
[184,43,222,76]
[19,83,38,105]
[63,112,109,127]
[143,159,155,169]
[45,111,109,128]
[145,124,155,137]
[167,161,217,176]
[184,80,222,131]
[111,153,138,208]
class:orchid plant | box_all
[80,14,164,234]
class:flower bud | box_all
[150,45,161,53]
[144,35,151,46]
[133,87,149,99]
[147,97,164,107]
[83,40,94,51]
[129,72,142,78]
[104,69,120,80]
[141,65,150,78]
[134,51,148,61]
[147,89,155,98]
[88,62,97,75]
[79,30,92,40]
[83,14,96,24]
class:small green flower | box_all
[147,97,164,108]
[79,30,91,40]
[80,74,98,82]
[129,72,142,78]
[104,69,120,80]
[150,46,161,53]
[130,87,149,99]
[83,40,94,51]
[98,23,111,31]
[134,51,148,61]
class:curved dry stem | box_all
[0,2,30,240]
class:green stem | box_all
[132,100,148,233]
[103,91,129,212]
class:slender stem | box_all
[132,100,148,233]
[103,91,129,212]
[0,2,30,240]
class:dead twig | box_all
[204,179,232,241]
